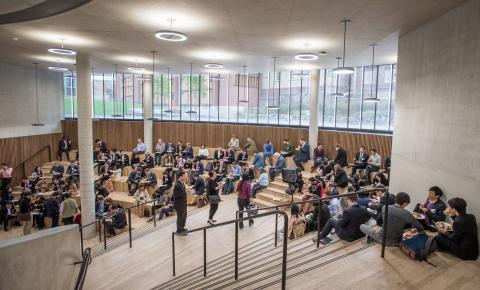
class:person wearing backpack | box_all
[435,197,478,260]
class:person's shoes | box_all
[319,237,332,245]
[128,193,133,196]
[207,220,215,225]
[212,219,217,223]
[175,231,187,236]
[239,223,244,229]
[147,217,153,222]
[366,236,373,244]
[249,220,254,227]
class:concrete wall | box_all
[390,0,480,228]
[0,225,81,290]
[0,62,64,138]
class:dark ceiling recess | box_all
[0,0,92,25]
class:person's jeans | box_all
[62,216,74,225]
[360,221,382,244]
[365,165,380,183]
[222,176,239,193]
[319,218,342,239]
[293,156,304,170]
[252,184,267,197]
[263,154,273,166]
[209,203,218,220]
[269,168,282,180]
[237,198,253,227]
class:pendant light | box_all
[363,44,380,103]
[267,57,279,110]
[333,20,354,75]
[32,63,44,126]
[163,67,174,114]
[146,51,159,120]
[185,63,197,114]
[127,59,145,73]
[239,65,249,103]
[292,70,309,77]
[331,57,345,97]
[48,39,76,55]
[155,18,188,42]
[295,43,319,61]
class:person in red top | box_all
[0,163,13,192]
[236,173,254,229]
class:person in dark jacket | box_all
[333,164,349,191]
[173,171,188,235]
[269,152,286,181]
[57,136,72,161]
[435,197,478,260]
[127,167,142,196]
[333,144,348,168]
[351,146,369,176]
[44,192,60,227]
[414,186,447,229]
[206,171,222,225]
[311,144,327,173]
[315,194,370,244]
[1,202,16,231]
[107,204,127,236]
[143,152,155,169]
[192,172,206,195]
[293,138,310,171]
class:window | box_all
[63,66,396,133]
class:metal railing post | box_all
[172,232,176,276]
[128,208,132,248]
[79,224,84,256]
[274,206,278,247]
[281,212,288,290]
[103,218,107,250]
[203,228,207,277]
[316,199,322,248]
[381,191,390,258]
[153,198,157,227]
[234,212,239,280]
[98,220,101,242]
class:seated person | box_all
[435,197,478,260]
[95,195,108,219]
[96,181,110,198]
[106,204,127,236]
[252,168,269,197]
[21,177,35,193]
[280,139,293,157]
[142,167,157,190]
[50,161,65,180]
[287,204,306,239]
[333,164,349,193]
[263,140,274,166]
[222,162,242,194]
[197,144,209,160]
[127,167,143,196]
[148,194,174,221]
[236,149,248,166]
[351,146,369,176]
[350,169,367,188]
[359,190,395,223]
[183,158,193,171]
[214,159,228,182]
[132,138,146,159]
[413,186,446,228]
[360,192,424,246]
[287,169,304,195]
[228,134,240,150]
[189,159,204,184]
[325,188,343,218]
[300,178,325,215]
[224,146,236,164]
[66,160,80,184]
[155,170,173,195]
[311,144,327,173]
[119,150,130,168]
[213,146,224,160]
[269,152,285,181]
[332,144,348,168]
[133,184,150,218]
[365,149,382,184]
[143,152,155,169]
[182,143,194,160]
[315,194,370,244]
[252,152,265,170]
[176,141,185,155]
[293,138,310,171]
[174,155,184,170]
[161,142,176,166]
[190,173,206,204]
[372,172,389,187]
[154,139,166,166]
[1,202,17,231]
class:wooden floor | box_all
[84,195,480,290]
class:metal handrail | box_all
[74,247,92,290]
[237,188,390,254]
[12,144,51,184]
[171,210,289,290]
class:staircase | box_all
[153,232,372,289]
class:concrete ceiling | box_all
[0,0,466,74]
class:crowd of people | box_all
[1,134,477,263]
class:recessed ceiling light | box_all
[48,66,69,71]
[204,63,223,69]
[294,53,319,61]
[12,37,18,41]
[48,39,76,55]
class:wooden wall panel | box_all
[0,133,62,185]
[63,120,392,165]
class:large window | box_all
[64,64,396,132]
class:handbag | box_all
[208,194,221,204]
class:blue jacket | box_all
[263,143,274,156]
[275,155,286,170]
[252,153,265,169]
[297,143,311,162]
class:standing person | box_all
[58,136,72,161]
[0,163,13,192]
[333,144,348,168]
[59,192,78,225]
[173,171,188,235]
[206,171,222,225]
[18,191,32,235]
[293,138,310,171]
[243,137,258,158]
[263,140,274,166]
[236,173,253,229]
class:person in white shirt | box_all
[132,138,146,159]
[134,184,151,217]
[197,144,209,160]
[154,139,166,165]
[365,149,382,185]
[228,134,240,150]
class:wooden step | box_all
[269,180,289,190]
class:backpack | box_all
[399,234,437,265]
[293,221,306,239]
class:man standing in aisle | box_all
[173,171,188,235]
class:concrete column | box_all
[76,53,95,238]
[308,69,320,157]
[143,78,153,153]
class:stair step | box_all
[255,192,288,203]
[269,180,289,190]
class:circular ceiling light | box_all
[154,30,188,42]
[48,66,69,71]
[332,66,354,74]
[204,63,223,69]
[294,52,319,61]
[363,97,380,103]
[48,48,76,55]
[127,66,145,73]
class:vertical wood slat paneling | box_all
[62,120,392,164]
